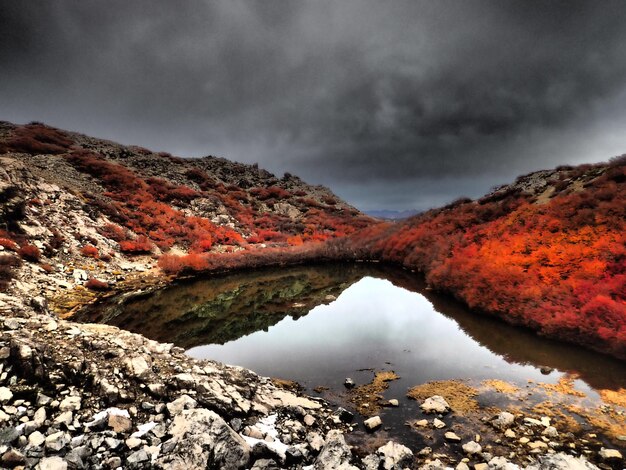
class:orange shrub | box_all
[18,244,41,262]
[80,245,99,258]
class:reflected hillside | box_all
[373,266,626,391]
[77,263,626,391]
[76,263,364,348]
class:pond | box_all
[76,263,626,448]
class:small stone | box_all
[105,437,121,449]
[147,383,166,396]
[433,418,446,429]
[456,463,470,470]
[420,395,450,414]
[307,432,324,453]
[243,425,264,439]
[519,437,530,444]
[126,437,142,449]
[334,407,354,423]
[377,440,413,469]
[3,319,20,330]
[125,356,152,379]
[0,387,13,404]
[539,366,553,375]
[45,431,69,452]
[418,447,432,456]
[387,399,399,407]
[303,414,315,426]
[491,412,515,430]
[599,448,622,460]
[524,417,543,427]
[474,464,488,470]
[33,407,46,427]
[37,456,68,470]
[542,426,558,438]
[344,378,355,389]
[59,396,81,412]
[230,418,242,432]
[127,449,149,464]
[445,432,462,442]
[462,441,482,455]
[285,447,304,465]
[29,430,45,447]
[36,394,52,406]
[414,419,429,427]
[54,411,73,426]
[108,414,132,433]
[364,416,382,431]
[504,429,516,438]
[1,448,25,466]
[107,457,122,468]
[528,441,548,450]
[166,395,197,417]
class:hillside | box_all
[0,121,373,312]
[1,121,625,360]
[340,157,626,359]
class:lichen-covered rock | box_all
[526,453,600,470]
[420,395,450,414]
[314,430,358,470]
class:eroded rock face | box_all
[526,453,600,470]
[363,440,414,470]
[156,409,250,469]
[315,430,358,470]
[0,310,354,469]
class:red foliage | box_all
[119,236,153,254]
[250,186,291,200]
[98,223,127,242]
[2,123,73,155]
[18,244,41,262]
[80,245,99,258]
[341,160,626,358]
[0,238,18,252]
[0,255,22,291]
[40,263,55,273]
[85,278,110,291]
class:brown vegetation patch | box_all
[271,378,302,392]
[565,404,626,441]
[538,375,586,398]
[482,379,520,394]
[50,287,97,318]
[406,380,479,414]
[531,401,583,434]
[349,371,400,416]
[598,388,626,408]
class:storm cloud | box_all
[2,1,626,210]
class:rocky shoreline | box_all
[0,295,623,469]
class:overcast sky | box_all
[2,1,626,210]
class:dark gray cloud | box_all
[2,1,626,210]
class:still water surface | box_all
[77,263,626,444]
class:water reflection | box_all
[76,263,626,392]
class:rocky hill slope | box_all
[0,121,372,315]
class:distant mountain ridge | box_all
[364,209,420,220]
